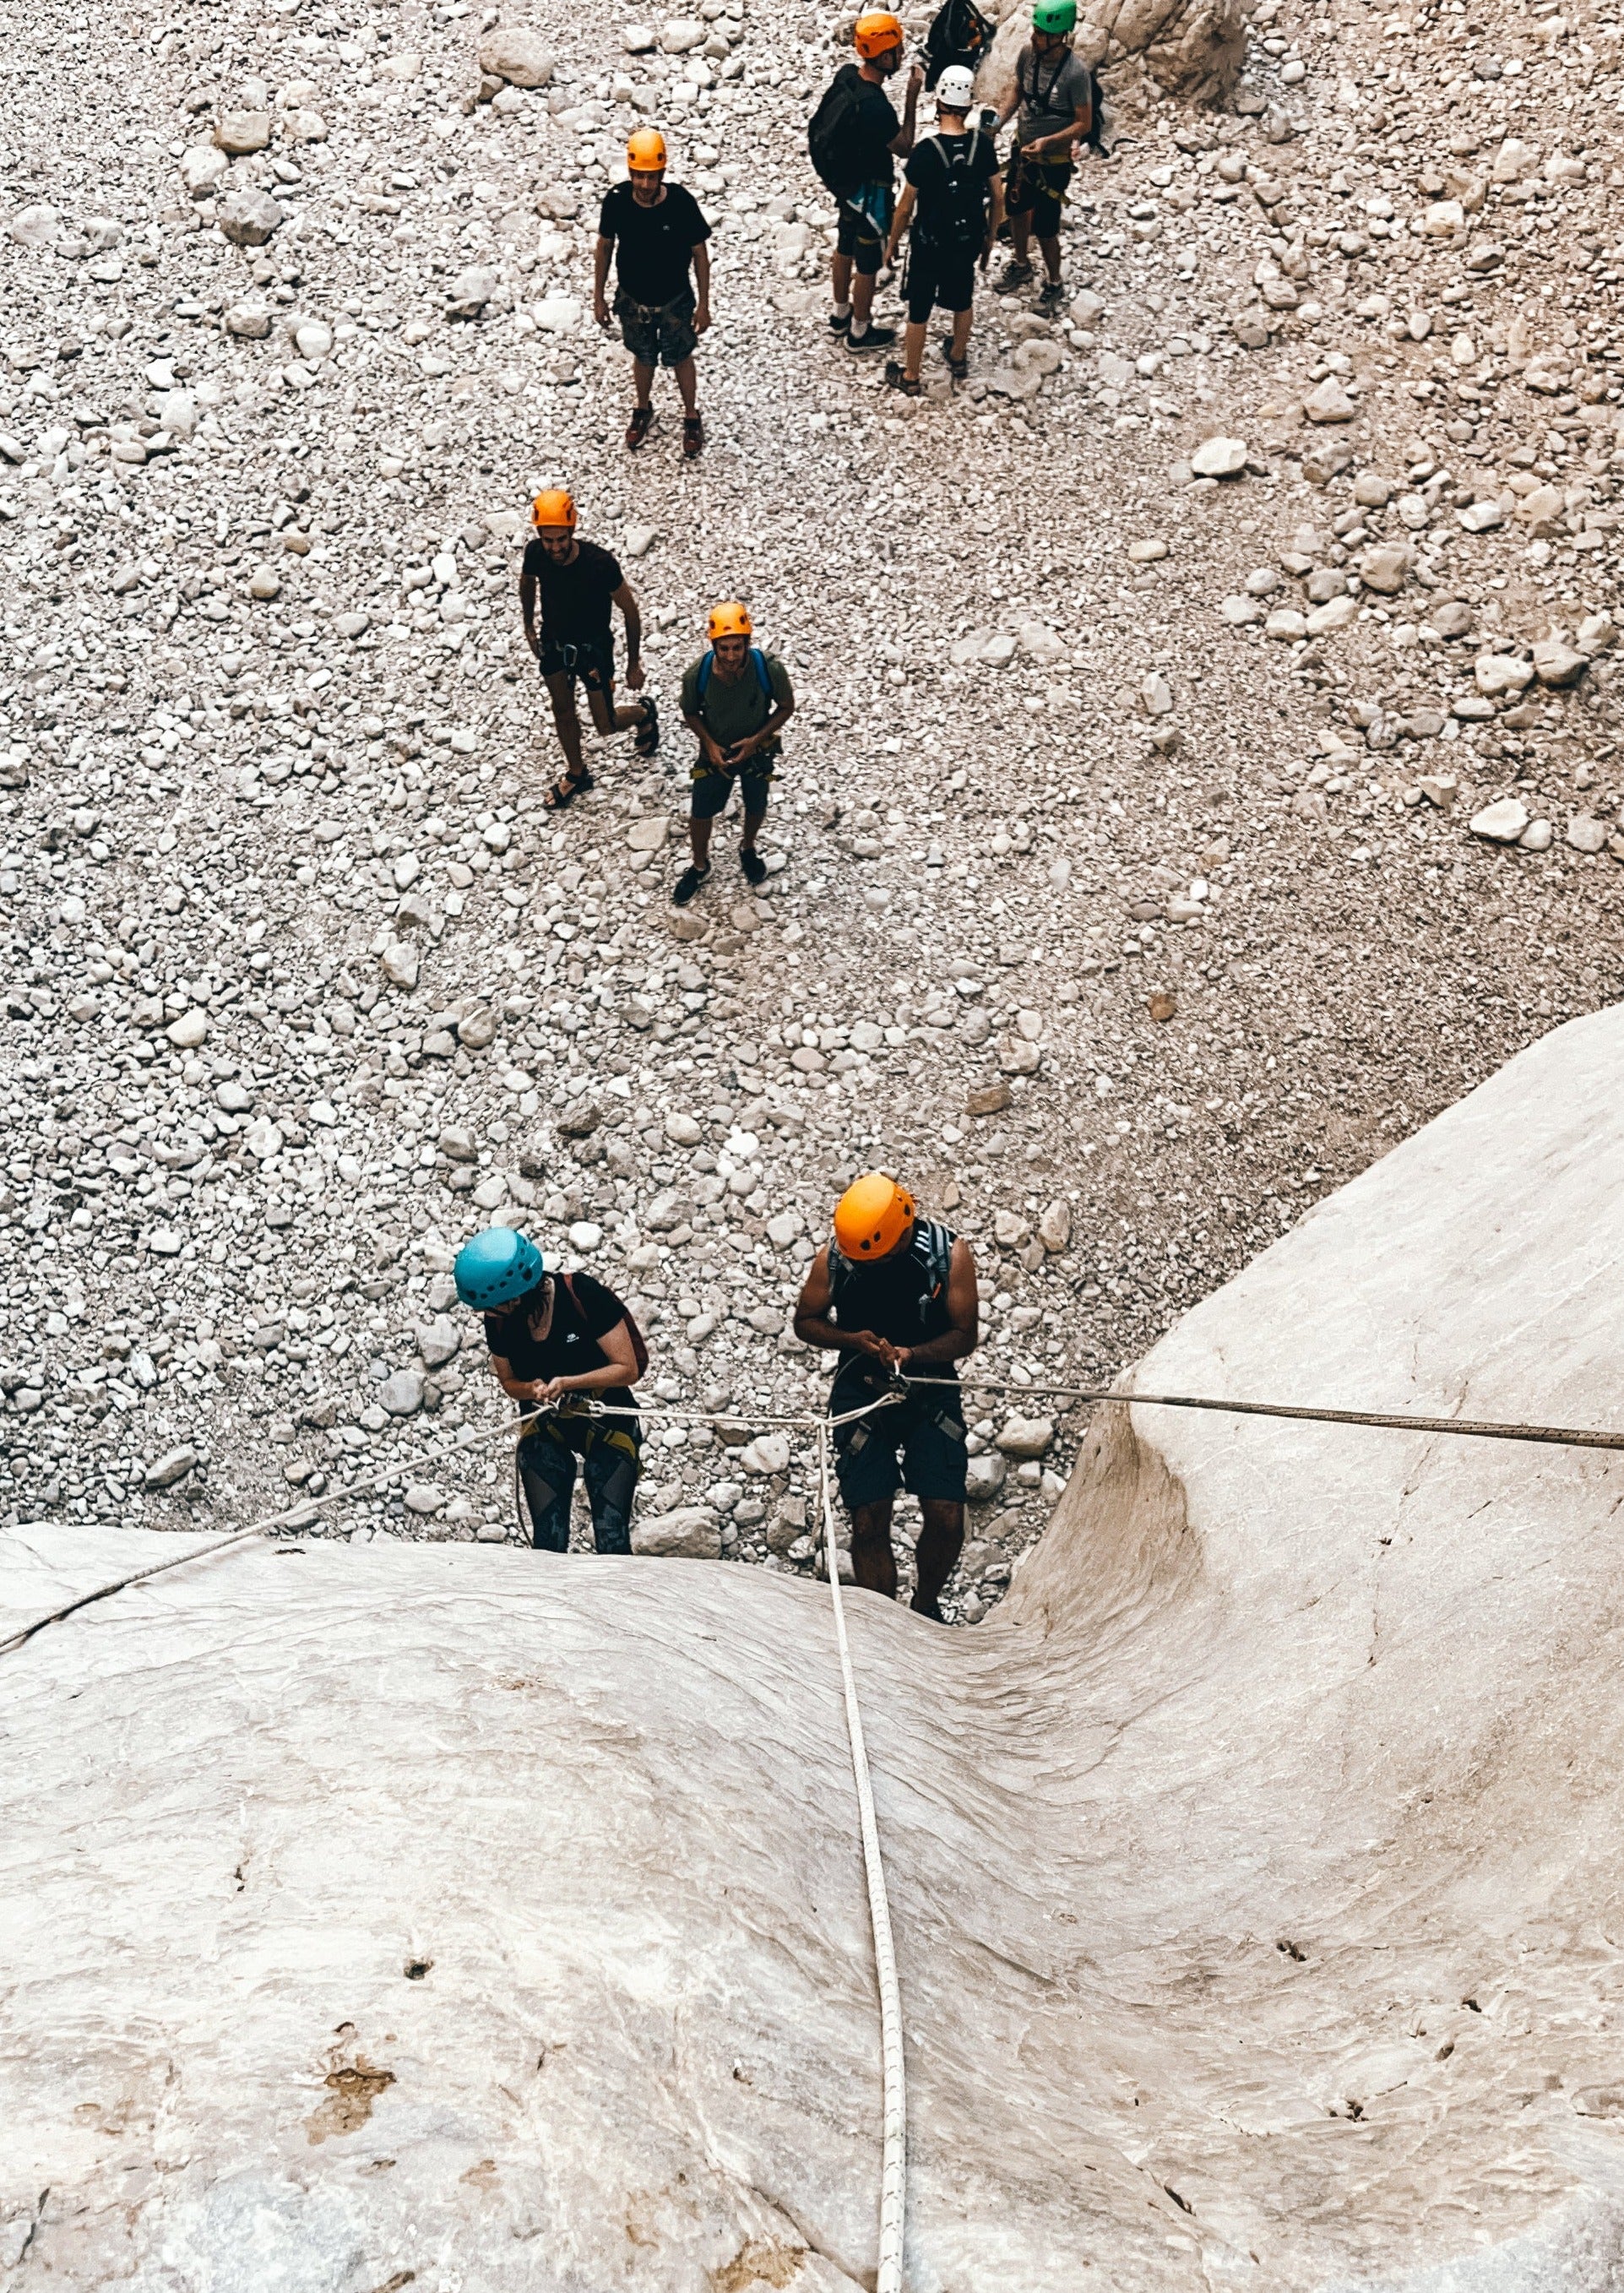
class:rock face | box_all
[6,1016,1624,2287]
[981,0,1252,105]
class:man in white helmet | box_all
[881,62,1003,395]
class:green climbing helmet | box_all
[1032,0,1077,29]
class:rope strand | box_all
[817,1422,908,2293]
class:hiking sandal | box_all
[682,414,704,459]
[883,361,921,397]
[938,334,970,381]
[633,693,660,757]
[543,770,593,812]
[625,405,654,450]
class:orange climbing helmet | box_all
[854,8,904,57]
[531,487,577,530]
[626,127,668,171]
[834,1173,916,1262]
[707,600,752,641]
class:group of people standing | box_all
[475,6,1097,1613]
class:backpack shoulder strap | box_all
[751,646,773,700]
[695,647,715,702]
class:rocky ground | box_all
[3,0,1621,1620]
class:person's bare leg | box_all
[673,355,698,416]
[851,268,877,333]
[586,687,650,737]
[1010,213,1034,266]
[911,1498,964,1619]
[688,811,714,868]
[1038,232,1062,285]
[545,673,588,779]
[832,251,854,313]
[902,318,926,383]
[631,356,656,410]
[949,307,974,364]
[849,1499,899,1599]
[740,805,765,857]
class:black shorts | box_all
[836,187,892,277]
[539,636,614,693]
[1006,147,1073,239]
[833,1383,968,1510]
[904,241,977,323]
[691,762,774,819]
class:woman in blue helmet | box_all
[454,1226,644,1554]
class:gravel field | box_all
[3,0,1622,1615]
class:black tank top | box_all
[828,1219,958,1399]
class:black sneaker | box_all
[847,322,897,353]
[994,259,1034,296]
[633,693,660,757]
[828,309,851,336]
[672,863,709,905]
[741,848,767,885]
[1038,278,1066,309]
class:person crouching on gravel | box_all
[672,600,796,907]
[883,63,1003,395]
[594,128,714,460]
[454,1225,645,1554]
[519,487,660,812]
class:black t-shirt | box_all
[904,128,1000,248]
[597,180,712,307]
[484,1271,637,1415]
[519,537,624,647]
[830,62,901,187]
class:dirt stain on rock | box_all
[307,2045,397,2146]
[709,2240,806,2291]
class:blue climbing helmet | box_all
[454,1225,546,1311]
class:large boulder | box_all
[7,1013,1624,2286]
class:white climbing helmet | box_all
[936,64,976,112]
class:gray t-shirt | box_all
[1015,43,1093,146]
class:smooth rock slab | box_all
[10,1017,1624,2285]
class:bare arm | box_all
[692,239,712,326]
[1028,98,1091,160]
[593,234,614,323]
[519,571,540,656]
[794,1245,899,1365]
[611,578,643,671]
[884,181,917,267]
[896,1240,979,1372]
[888,63,923,156]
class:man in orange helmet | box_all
[808,11,922,353]
[519,488,660,810]
[794,1174,980,1621]
[595,128,714,458]
[673,600,795,905]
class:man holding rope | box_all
[454,1226,645,1554]
[794,1174,980,1620]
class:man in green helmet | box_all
[993,0,1094,307]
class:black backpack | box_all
[808,65,873,194]
[916,128,991,252]
[923,0,992,89]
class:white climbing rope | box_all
[816,1419,908,2293]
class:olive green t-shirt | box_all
[679,649,794,753]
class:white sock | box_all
[834,299,851,319]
